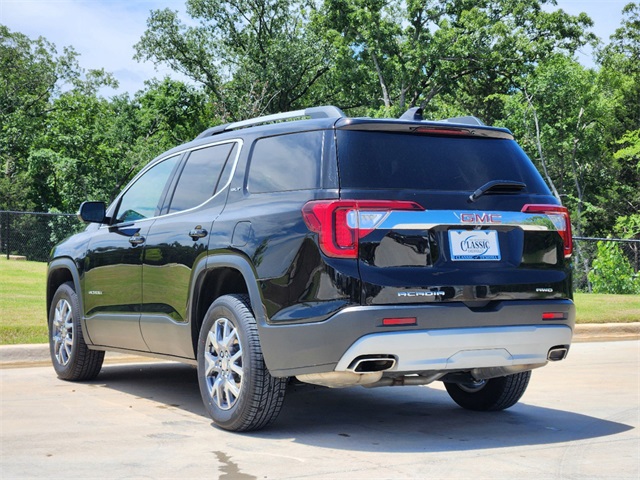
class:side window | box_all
[167,143,235,214]
[115,155,181,223]
[248,131,323,193]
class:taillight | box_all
[521,204,573,258]
[302,200,424,258]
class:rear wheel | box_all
[197,294,287,431]
[48,282,104,381]
[444,371,531,411]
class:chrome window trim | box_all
[101,139,243,230]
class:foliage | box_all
[1,26,117,211]
[497,55,617,237]
[614,129,640,167]
[1,24,213,211]
[134,0,333,119]
[614,214,640,239]
[588,241,640,294]
[314,0,595,115]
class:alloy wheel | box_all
[52,298,73,366]
[204,317,244,410]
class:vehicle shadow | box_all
[93,361,634,453]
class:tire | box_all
[444,371,531,411]
[197,294,287,432]
[48,282,104,381]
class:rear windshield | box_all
[336,130,550,193]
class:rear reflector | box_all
[542,312,567,320]
[382,317,417,326]
[302,200,424,258]
[521,204,573,258]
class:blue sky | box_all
[0,0,632,97]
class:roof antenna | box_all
[399,107,423,121]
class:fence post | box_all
[5,212,9,260]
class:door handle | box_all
[128,234,145,246]
[189,225,208,241]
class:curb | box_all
[571,322,640,343]
[0,346,156,369]
[1,323,638,369]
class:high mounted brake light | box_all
[302,200,424,259]
[412,127,470,136]
[521,204,573,258]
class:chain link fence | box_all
[1,211,639,292]
[0,211,85,262]
[573,237,639,292]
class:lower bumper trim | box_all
[334,325,573,373]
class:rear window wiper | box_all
[468,180,526,203]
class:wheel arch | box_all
[47,258,81,316]
[47,258,93,346]
[190,254,266,356]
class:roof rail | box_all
[194,105,346,140]
[194,124,231,139]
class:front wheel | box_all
[444,371,531,411]
[48,282,104,381]
[197,294,287,431]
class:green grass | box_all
[0,257,638,344]
[0,257,48,344]
[573,292,640,324]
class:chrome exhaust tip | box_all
[348,355,396,373]
[547,346,569,361]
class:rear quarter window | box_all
[167,142,236,214]
[336,130,550,193]
[247,131,323,193]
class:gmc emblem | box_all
[459,213,502,224]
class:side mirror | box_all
[78,201,107,224]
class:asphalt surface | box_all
[1,340,638,479]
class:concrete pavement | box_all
[1,340,638,479]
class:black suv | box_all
[47,106,575,431]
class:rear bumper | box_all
[334,325,572,372]
[257,299,575,377]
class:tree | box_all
[134,0,333,120]
[115,78,215,199]
[588,240,640,294]
[313,0,595,116]
[596,3,640,237]
[23,77,216,212]
[498,56,618,236]
[0,25,116,211]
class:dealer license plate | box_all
[449,230,501,261]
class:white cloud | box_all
[0,0,190,96]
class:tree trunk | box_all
[370,51,391,108]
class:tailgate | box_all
[356,205,572,305]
